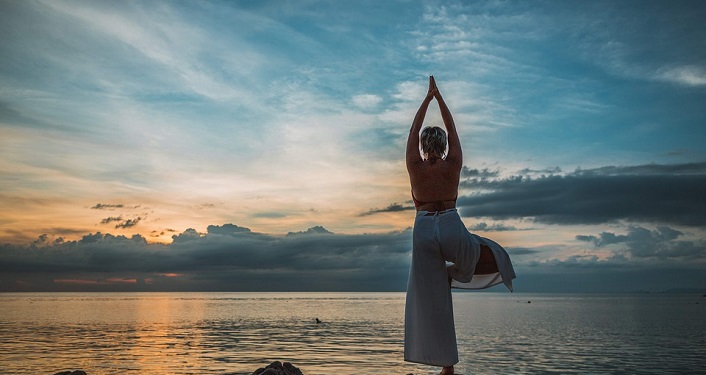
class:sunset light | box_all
[1,0,704,293]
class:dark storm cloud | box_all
[360,203,415,216]
[171,228,203,243]
[576,225,706,259]
[458,162,706,226]
[505,247,539,256]
[517,258,706,293]
[2,222,704,292]
[468,222,520,232]
[461,167,500,179]
[577,163,706,176]
[516,234,706,293]
[0,224,412,292]
[518,167,563,175]
[206,223,251,235]
[286,226,333,236]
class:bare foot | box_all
[440,365,454,375]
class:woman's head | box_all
[420,126,447,159]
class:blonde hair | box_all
[420,126,447,159]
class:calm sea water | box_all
[1,292,704,375]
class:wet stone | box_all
[253,361,305,375]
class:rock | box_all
[53,371,87,375]
[253,361,304,375]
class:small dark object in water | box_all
[253,361,304,375]
[53,371,87,375]
[527,301,531,303]
[315,318,322,324]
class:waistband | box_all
[416,208,458,217]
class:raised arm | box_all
[406,77,437,170]
[432,77,462,168]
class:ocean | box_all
[1,292,704,374]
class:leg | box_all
[440,365,454,375]
[473,244,499,275]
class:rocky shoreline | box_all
[53,361,305,375]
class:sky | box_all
[1,0,705,292]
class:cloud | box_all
[40,228,92,237]
[656,65,706,87]
[100,216,122,225]
[286,226,334,236]
[515,167,563,177]
[37,0,254,102]
[360,203,415,216]
[0,224,412,292]
[461,167,500,179]
[2,221,704,293]
[207,223,252,235]
[576,225,705,260]
[413,2,545,76]
[468,222,519,232]
[91,203,124,210]
[516,246,706,293]
[114,217,141,229]
[505,247,539,256]
[171,228,202,243]
[518,263,705,293]
[1,2,705,294]
[251,212,288,219]
[457,162,706,227]
[352,94,382,110]
[96,214,144,229]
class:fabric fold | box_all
[404,209,516,367]
[450,234,516,292]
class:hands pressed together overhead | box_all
[426,75,440,100]
[407,74,461,168]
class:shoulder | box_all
[443,154,463,171]
[406,158,424,173]
[410,159,461,175]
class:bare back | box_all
[408,158,461,211]
[406,76,463,211]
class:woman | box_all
[404,76,516,375]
